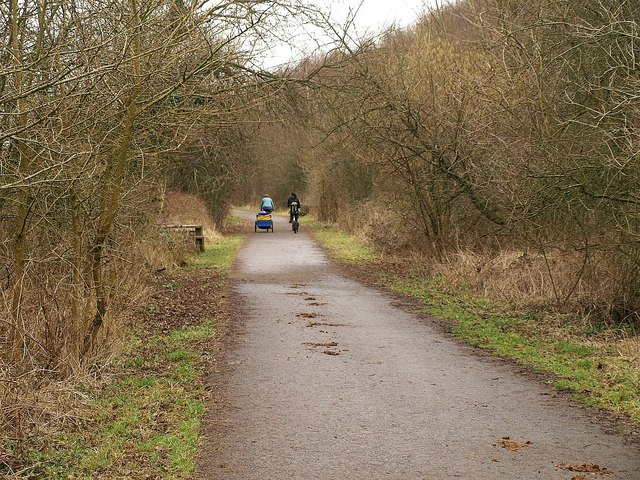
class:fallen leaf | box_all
[496,439,530,451]
[323,350,340,356]
[303,342,338,347]
[556,463,611,475]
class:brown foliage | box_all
[249,0,640,325]
[0,0,312,466]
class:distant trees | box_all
[251,0,640,321]
[2,0,636,428]
[1,0,335,465]
[0,0,316,370]
[1,0,637,468]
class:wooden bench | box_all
[161,224,205,252]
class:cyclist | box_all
[260,194,274,213]
[287,192,300,223]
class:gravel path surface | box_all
[197,212,640,479]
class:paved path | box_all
[197,211,640,479]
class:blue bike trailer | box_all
[255,212,274,232]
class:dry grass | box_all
[158,191,216,229]
[616,336,640,364]
[0,246,146,472]
[0,363,96,474]
[407,248,640,390]
[344,200,410,252]
[143,191,223,271]
[158,190,220,243]
[338,203,639,329]
[139,228,194,272]
[423,249,634,317]
[588,334,640,378]
[0,189,218,476]
[323,205,640,371]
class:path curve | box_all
[197,211,640,479]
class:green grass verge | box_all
[32,235,243,478]
[391,278,640,421]
[303,218,380,264]
[226,213,248,227]
[308,222,640,424]
[189,234,243,273]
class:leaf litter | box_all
[495,437,531,451]
[556,463,612,476]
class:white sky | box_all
[258,0,433,69]
[327,0,429,35]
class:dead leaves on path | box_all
[303,342,338,347]
[557,463,612,476]
[494,437,613,477]
[306,322,348,328]
[303,341,340,356]
[322,350,340,356]
[495,437,531,451]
